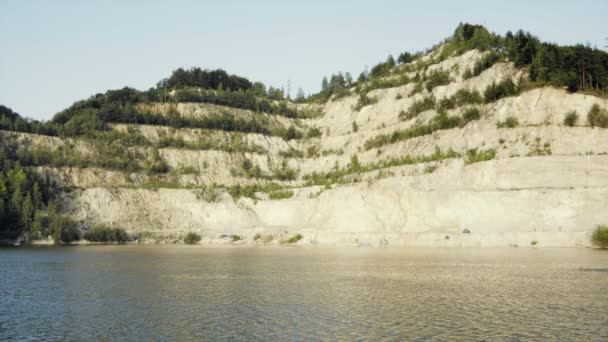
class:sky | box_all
[1,0,607,120]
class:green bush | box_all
[464,148,496,164]
[400,95,436,120]
[353,93,378,111]
[231,235,242,242]
[484,79,519,102]
[587,104,608,128]
[85,225,130,243]
[285,233,303,244]
[184,232,201,244]
[425,70,452,91]
[466,51,502,79]
[497,116,519,128]
[271,160,298,181]
[591,225,608,248]
[462,107,481,123]
[564,111,578,126]
[305,127,322,138]
[55,217,81,244]
[269,190,294,200]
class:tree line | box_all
[308,23,608,103]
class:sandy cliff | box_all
[5,47,608,246]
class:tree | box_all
[321,77,329,92]
[398,51,414,65]
[296,88,306,101]
[20,194,34,233]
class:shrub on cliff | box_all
[591,225,608,248]
[184,232,201,244]
[285,233,303,244]
[564,111,578,127]
[484,79,519,102]
[587,104,608,128]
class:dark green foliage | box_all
[465,51,502,79]
[184,232,202,244]
[438,89,484,112]
[231,235,242,242]
[0,145,57,241]
[564,111,578,126]
[313,72,353,102]
[591,225,608,248]
[452,23,500,52]
[497,116,520,128]
[370,55,396,78]
[163,68,252,92]
[397,51,415,65]
[462,107,481,123]
[587,104,608,128]
[352,121,359,133]
[452,23,608,94]
[484,79,519,102]
[464,148,496,164]
[55,217,80,244]
[173,87,297,117]
[425,70,451,91]
[452,89,484,106]
[85,225,130,243]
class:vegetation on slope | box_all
[0,144,77,243]
[591,225,608,248]
[309,23,608,103]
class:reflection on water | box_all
[1,246,607,340]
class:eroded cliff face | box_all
[5,47,608,246]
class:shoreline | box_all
[11,240,600,249]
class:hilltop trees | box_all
[453,24,608,93]
[164,68,252,91]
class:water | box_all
[0,246,607,341]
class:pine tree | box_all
[321,77,329,92]
[296,88,305,101]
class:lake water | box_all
[1,246,607,341]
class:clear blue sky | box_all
[1,0,606,120]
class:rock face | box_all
[6,47,608,246]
